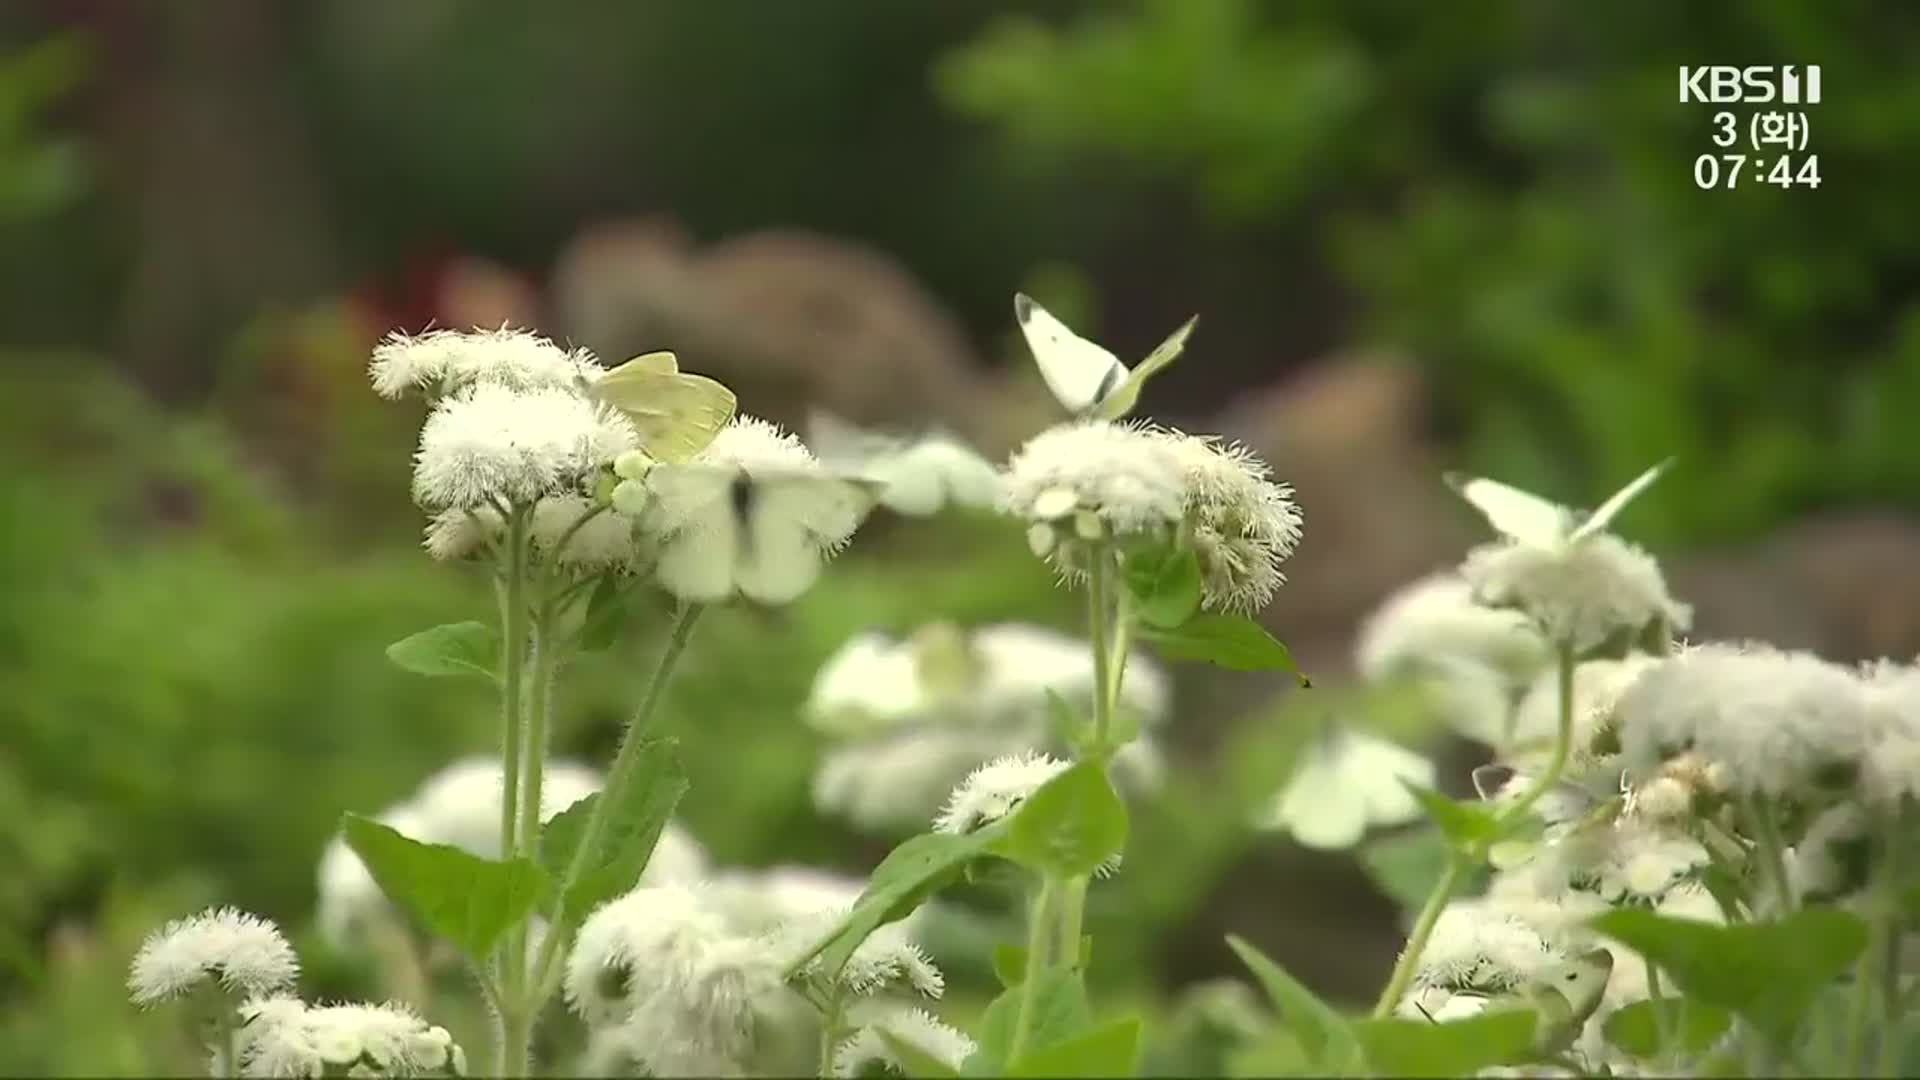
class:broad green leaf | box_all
[1403,782,1501,850]
[385,621,498,681]
[993,943,1028,988]
[538,738,688,926]
[802,825,1007,980]
[1225,935,1362,1069]
[1361,829,1488,913]
[969,968,1094,1076]
[1350,1009,1535,1077]
[1006,1015,1142,1077]
[1602,998,1732,1058]
[1226,1030,1315,1078]
[878,1030,963,1078]
[1589,908,1868,1039]
[1004,762,1128,878]
[577,574,626,651]
[341,814,547,961]
[1122,544,1202,629]
[1141,614,1309,685]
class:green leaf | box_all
[538,738,689,926]
[993,943,1028,988]
[1006,1015,1142,1077]
[385,621,498,681]
[1122,544,1202,629]
[879,1030,963,1078]
[1403,782,1501,850]
[969,968,1094,1076]
[341,814,547,961]
[1360,829,1488,913]
[801,825,1007,981]
[1141,614,1309,685]
[1602,998,1732,1058]
[1225,935,1362,1070]
[1589,908,1868,1039]
[1350,1009,1536,1077]
[1003,762,1128,878]
[577,574,626,652]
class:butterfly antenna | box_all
[1413,1001,1438,1026]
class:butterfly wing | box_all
[1014,293,1127,415]
[644,464,741,601]
[1269,750,1368,850]
[1344,732,1435,828]
[865,438,1002,516]
[1445,474,1574,548]
[734,474,878,604]
[594,356,738,463]
[1091,314,1198,421]
[1569,458,1672,543]
[805,409,906,471]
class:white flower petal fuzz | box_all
[933,752,1071,835]
[370,327,601,400]
[411,384,635,510]
[1460,535,1690,652]
[1153,430,1302,612]
[1356,573,1547,685]
[832,1006,976,1078]
[128,907,298,1007]
[1004,421,1185,540]
[236,997,466,1077]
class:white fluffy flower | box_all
[705,866,872,934]
[1593,825,1709,903]
[1357,573,1548,686]
[1407,899,1570,995]
[814,727,1026,832]
[412,384,635,510]
[370,327,601,400]
[1858,662,1920,807]
[1259,730,1434,850]
[806,632,933,736]
[933,752,1071,835]
[1460,535,1691,652]
[640,416,871,604]
[776,914,944,999]
[421,506,501,561]
[971,623,1170,723]
[128,908,298,1007]
[1151,430,1302,612]
[530,494,638,567]
[237,997,465,1077]
[1509,655,1658,765]
[1003,421,1186,540]
[1614,643,1872,797]
[567,885,782,1075]
[832,1006,976,1078]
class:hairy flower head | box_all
[371,327,601,400]
[1004,421,1185,544]
[1151,430,1302,612]
[1460,535,1690,652]
[832,1006,976,1078]
[932,751,1071,835]
[237,996,465,1077]
[412,384,635,510]
[129,907,298,1007]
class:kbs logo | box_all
[1679,65,1821,104]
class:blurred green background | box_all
[4,2,1918,1073]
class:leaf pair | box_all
[1122,544,1308,686]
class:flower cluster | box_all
[806,622,1168,830]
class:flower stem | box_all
[495,507,532,1020]
[1742,794,1795,916]
[1056,874,1088,970]
[1372,641,1576,1020]
[519,589,560,861]
[1369,854,1463,1018]
[1646,961,1677,1064]
[494,1003,533,1079]
[1009,875,1060,1062]
[815,994,845,1079]
[1085,548,1116,752]
[529,602,706,1002]
[1849,823,1901,1076]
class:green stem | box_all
[1646,961,1676,1064]
[529,603,706,1002]
[1498,642,1575,826]
[1009,876,1060,1062]
[494,1004,533,1079]
[1875,924,1903,1077]
[1370,855,1464,1018]
[519,589,560,861]
[1854,824,1903,1076]
[495,508,531,1017]
[211,1007,238,1078]
[1743,794,1795,915]
[815,994,845,1079]
[1085,548,1116,751]
[1056,874,1089,971]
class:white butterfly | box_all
[1445,459,1673,549]
[1260,728,1435,850]
[643,464,877,604]
[805,411,1003,517]
[1014,293,1197,420]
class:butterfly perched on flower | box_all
[1014,293,1196,420]
[589,350,737,463]
[1446,460,1673,550]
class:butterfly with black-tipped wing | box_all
[1014,293,1197,421]
[1446,460,1673,549]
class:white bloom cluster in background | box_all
[805,622,1169,831]
[1004,422,1300,611]
[237,997,465,1078]
[316,757,706,949]
[564,869,954,1077]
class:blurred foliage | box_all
[941,0,1920,544]
[0,33,88,222]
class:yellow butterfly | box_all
[589,351,737,464]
